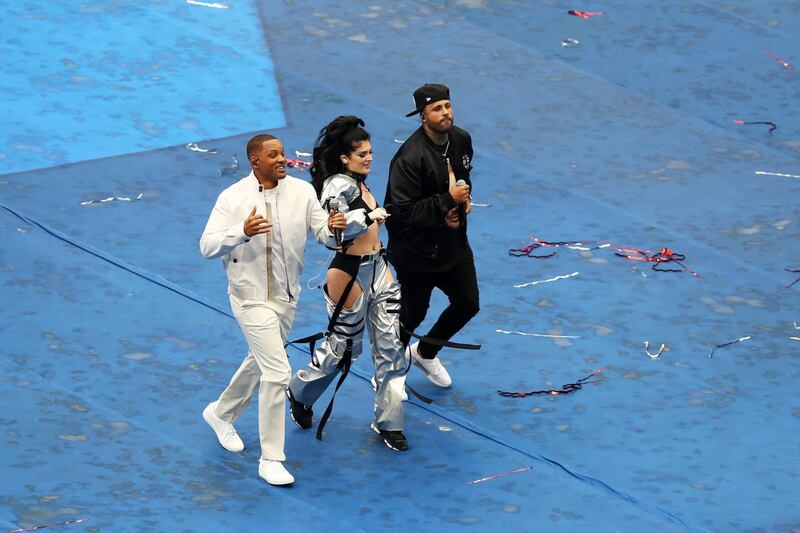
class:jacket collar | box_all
[249,170,283,194]
[342,169,368,183]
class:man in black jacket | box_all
[384,83,479,388]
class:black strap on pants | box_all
[314,269,360,440]
[315,338,353,440]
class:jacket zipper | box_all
[263,193,273,300]
[273,190,294,301]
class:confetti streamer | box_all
[80,194,143,205]
[498,368,603,397]
[294,150,312,158]
[568,10,605,19]
[470,202,491,208]
[561,38,581,47]
[786,268,800,289]
[790,337,800,341]
[185,142,217,153]
[466,466,532,485]
[766,50,794,71]
[394,139,405,144]
[509,236,601,258]
[614,247,700,278]
[514,271,579,288]
[734,120,777,132]
[643,341,665,360]
[10,518,90,532]
[755,171,800,179]
[707,336,750,358]
[286,158,312,170]
[186,0,229,8]
[496,329,581,339]
[509,237,698,278]
[218,154,239,177]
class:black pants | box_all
[396,258,480,359]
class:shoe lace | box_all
[223,425,238,440]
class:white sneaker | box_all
[202,402,244,452]
[258,459,294,486]
[409,342,452,388]
[371,376,409,402]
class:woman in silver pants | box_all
[287,116,409,451]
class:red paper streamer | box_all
[508,236,600,258]
[568,9,605,19]
[466,466,532,485]
[614,247,700,278]
[766,50,794,71]
[286,158,312,170]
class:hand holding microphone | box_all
[449,179,470,205]
[327,198,347,248]
[455,179,470,226]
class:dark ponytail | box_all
[310,115,370,198]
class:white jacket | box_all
[200,172,334,302]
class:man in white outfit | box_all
[199,134,345,485]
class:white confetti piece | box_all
[81,193,143,205]
[643,341,665,360]
[755,171,800,179]
[496,329,581,339]
[186,142,218,153]
[186,0,229,8]
[514,271,579,288]
[294,150,312,157]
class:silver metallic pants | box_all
[289,255,408,431]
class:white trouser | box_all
[215,295,296,461]
[289,255,408,431]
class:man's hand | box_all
[449,182,470,204]
[244,206,272,237]
[444,207,460,229]
[465,198,472,215]
[368,207,389,225]
[328,210,347,232]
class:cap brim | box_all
[405,109,421,117]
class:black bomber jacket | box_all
[384,125,474,271]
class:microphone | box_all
[455,179,468,225]
[329,198,343,249]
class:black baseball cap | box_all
[405,83,451,117]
